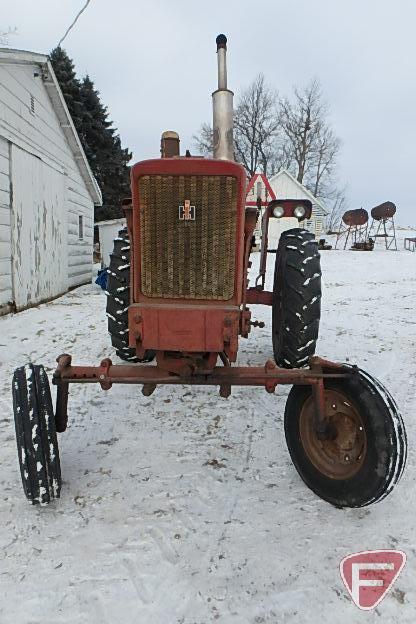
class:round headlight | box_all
[273,205,284,218]
[293,205,306,219]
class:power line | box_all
[56,0,92,48]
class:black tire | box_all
[284,367,407,508]
[106,228,155,363]
[272,228,321,368]
[12,364,61,505]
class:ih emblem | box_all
[179,199,195,221]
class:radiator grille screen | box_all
[138,175,238,299]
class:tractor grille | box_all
[138,175,238,300]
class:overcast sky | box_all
[3,0,416,224]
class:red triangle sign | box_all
[245,173,276,205]
[340,550,406,610]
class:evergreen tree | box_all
[49,47,84,130]
[50,47,132,221]
[79,76,131,221]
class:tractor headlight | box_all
[294,205,306,219]
[273,205,284,218]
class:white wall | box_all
[270,171,308,200]
[0,137,11,309]
[0,61,94,309]
[11,144,67,308]
[304,215,326,238]
[97,218,126,267]
[269,171,327,237]
[268,217,299,248]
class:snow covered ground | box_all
[1,232,415,623]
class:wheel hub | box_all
[299,389,367,479]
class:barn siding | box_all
[0,61,94,305]
[97,218,126,267]
[0,137,12,308]
[269,171,328,237]
[11,144,67,308]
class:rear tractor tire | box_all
[272,228,321,368]
[12,364,61,505]
[284,367,407,508]
[106,228,155,363]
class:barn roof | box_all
[0,48,102,206]
[269,169,328,215]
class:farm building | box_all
[0,48,101,315]
[247,170,328,247]
[246,173,276,207]
[268,169,328,238]
[245,173,276,245]
[95,218,126,268]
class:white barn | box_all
[95,218,126,268]
[0,48,101,315]
[268,169,328,240]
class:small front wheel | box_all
[284,367,407,508]
[12,364,61,505]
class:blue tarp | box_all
[95,268,108,291]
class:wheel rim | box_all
[299,389,367,480]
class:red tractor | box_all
[12,35,406,508]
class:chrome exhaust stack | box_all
[212,34,234,161]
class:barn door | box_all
[11,145,67,309]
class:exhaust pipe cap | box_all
[216,33,227,50]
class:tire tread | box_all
[106,228,155,363]
[272,228,322,368]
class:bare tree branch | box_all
[280,79,325,184]
[305,125,341,201]
[280,78,341,202]
[0,27,17,46]
[326,186,349,233]
[194,75,342,202]
[194,74,282,177]
[233,74,282,176]
[193,122,214,156]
